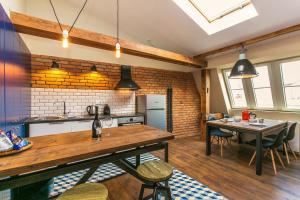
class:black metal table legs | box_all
[206,125,211,156]
[164,142,169,162]
[256,132,263,176]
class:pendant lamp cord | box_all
[117,0,119,43]
[240,44,246,53]
[49,0,88,34]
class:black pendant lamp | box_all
[91,65,97,73]
[229,47,258,79]
[51,61,59,69]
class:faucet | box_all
[54,101,67,116]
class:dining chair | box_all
[248,128,287,175]
[208,114,234,157]
[265,122,298,164]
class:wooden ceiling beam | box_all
[194,23,300,59]
[10,11,205,68]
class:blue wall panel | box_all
[0,6,5,131]
[0,4,31,137]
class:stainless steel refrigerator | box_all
[137,95,166,130]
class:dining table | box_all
[0,125,174,200]
[206,119,287,176]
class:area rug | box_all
[51,153,228,200]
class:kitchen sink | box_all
[31,115,80,121]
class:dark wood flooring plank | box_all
[103,136,300,200]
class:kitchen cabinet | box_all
[29,121,74,137]
[0,9,5,130]
[29,119,118,137]
[0,5,31,135]
[70,120,93,132]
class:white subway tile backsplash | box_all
[30,88,136,117]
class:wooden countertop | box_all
[0,125,174,177]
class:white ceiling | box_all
[58,0,300,56]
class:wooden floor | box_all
[103,136,300,200]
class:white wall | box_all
[21,34,197,72]
[207,31,300,69]
[31,88,135,117]
[0,0,25,15]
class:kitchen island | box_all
[0,125,174,200]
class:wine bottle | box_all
[92,106,101,139]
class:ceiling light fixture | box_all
[91,65,97,73]
[115,0,121,58]
[51,61,59,69]
[50,0,88,48]
[229,46,258,79]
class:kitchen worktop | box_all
[25,113,144,124]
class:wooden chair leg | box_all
[270,149,277,175]
[264,149,269,158]
[249,151,256,166]
[275,149,285,169]
[217,137,220,144]
[220,138,223,157]
[226,138,230,145]
[287,142,297,160]
[283,142,290,164]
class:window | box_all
[221,58,300,112]
[224,71,247,108]
[189,0,251,22]
[172,0,258,34]
[281,60,300,110]
[251,66,274,108]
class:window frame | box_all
[279,57,300,112]
[222,69,248,109]
[221,57,300,112]
[250,64,274,109]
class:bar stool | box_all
[57,183,108,200]
[137,160,173,200]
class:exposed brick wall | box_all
[31,54,200,137]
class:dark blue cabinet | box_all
[0,7,5,130]
[0,4,31,136]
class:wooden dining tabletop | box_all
[0,125,174,178]
[207,119,287,133]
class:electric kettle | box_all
[86,105,98,116]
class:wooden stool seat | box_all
[137,160,173,182]
[57,183,108,200]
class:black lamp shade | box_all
[115,79,140,90]
[115,65,140,90]
[51,61,59,69]
[91,65,97,72]
[229,53,258,79]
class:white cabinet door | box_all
[102,119,118,128]
[29,119,119,137]
[29,122,73,137]
[70,120,93,132]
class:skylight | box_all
[172,0,258,35]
